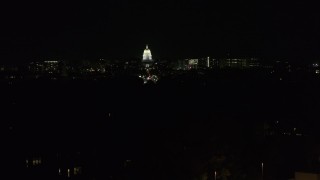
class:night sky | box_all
[0,1,319,63]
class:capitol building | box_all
[142,45,153,68]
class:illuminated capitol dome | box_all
[142,45,153,62]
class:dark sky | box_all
[0,1,319,63]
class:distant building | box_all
[0,64,21,80]
[25,156,42,168]
[78,59,108,75]
[142,45,153,68]
[186,59,199,69]
[24,152,85,179]
[273,60,291,73]
[29,62,44,73]
[173,57,217,70]
[173,59,188,70]
[43,61,60,74]
[220,58,246,69]
[29,61,60,74]
[142,45,152,61]
[218,58,260,69]
[0,65,19,72]
[198,57,216,69]
[247,58,260,68]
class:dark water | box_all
[2,72,320,180]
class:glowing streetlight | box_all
[214,170,217,180]
[261,162,264,180]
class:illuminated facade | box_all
[142,45,154,68]
[142,45,153,62]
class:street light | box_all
[261,162,264,180]
[214,170,217,180]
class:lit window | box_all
[73,167,82,175]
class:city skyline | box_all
[0,43,318,66]
[1,1,320,64]
[2,1,320,180]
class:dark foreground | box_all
[2,72,320,180]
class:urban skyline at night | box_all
[2,1,320,180]
[1,1,320,64]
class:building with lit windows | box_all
[43,61,60,74]
[186,59,199,69]
[29,61,60,74]
[198,57,216,69]
[218,58,260,69]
